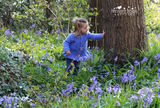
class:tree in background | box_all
[102,0,148,63]
[88,0,104,48]
[46,0,53,33]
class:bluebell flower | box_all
[133,81,136,89]
[38,97,42,102]
[128,75,136,82]
[11,92,16,96]
[95,87,102,94]
[42,98,46,103]
[114,56,118,62]
[138,88,145,99]
[107,85,112,93]
[113,84,121,94]
[157,60,160,65]
[0,98,4,104]
[37,31,41,35]
[8,104,12,108]
[7,97,13,104]
[144,88,153,93]
[88,67,92,71]
[22,39,26,44]
[122,73,128,83]
[90,76,97,82]
[30,103,36,108]
[32,23,36,27]
[144,94,154,107]
[46,67,50,71]
[158,73,160,79]
[130,95,138,100]
[97,94,101,99]
[116,101,121,106]
[105,72,109,77]
[134,60,139,66]
[141,57,148,63]
[49,58,52,62]
[157,92,160,98]
[24,30,28,34]
[11,34,14,38]
[90,96,94,101]
[32,42,35,46]
[154,53,160,60]
[81,84,85,89]
[129,65,134,70]
[4,29,11,35]
[57,29,60,33]
[42,45,45,49]
[32,55,34,59]
[92,101,98,107]
[74,87,77,92]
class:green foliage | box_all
[2,0,160,108]
[1,0,90,34]
[144,0,160,34]
[0,45,29,96]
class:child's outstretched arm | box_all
[87,30,106,40]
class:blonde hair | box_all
[72,17,88,36]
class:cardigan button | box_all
[81,42,83,43]
[80,47,83,50]
[81,36,83,38]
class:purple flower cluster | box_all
[129,87,155,107]
[121,70,136,83]
[107,84,121,95]
[62,83,76,96]
[154,53,160,60]
[61,76,103,107]
[141,57,148,64]
[4,29,14,38]
[134,60,140,66]
[138,88,154,107]
[0,93,35,108]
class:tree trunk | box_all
[88,0,104,49]
[102,0,148,63]
[46,0,53,33]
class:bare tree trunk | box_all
[88,0,104,49]
[46,0,53,33]
[103,0,147,63]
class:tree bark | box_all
[88,0,104,49]
[102,0,147,63]
[46,0,53,33]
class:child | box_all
[62,17,105,76]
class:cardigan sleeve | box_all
[87,33,103,40]
[63,34,72,51]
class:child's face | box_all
[81,23,89,34]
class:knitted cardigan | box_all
[62,32,103,61]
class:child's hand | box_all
[66,51,71,56]
[102,30,106,38]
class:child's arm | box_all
[87,30,105,40]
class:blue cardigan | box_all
[62,33,103,61]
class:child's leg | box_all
[72,60,80,76]
[66,58,73,76]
